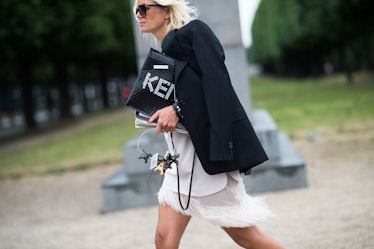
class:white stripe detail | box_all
[153,65,169,70]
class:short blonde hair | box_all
[133,0,198,33]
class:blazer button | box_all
[228,141,233,155]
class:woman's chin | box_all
[140,27,150,34]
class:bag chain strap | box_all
[137,129,194,210]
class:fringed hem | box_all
[157,186,274,228]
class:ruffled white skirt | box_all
[158,174,274,228]
[157,131,273,228]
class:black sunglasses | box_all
[135,4,163,18]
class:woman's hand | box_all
[148,105,179,133]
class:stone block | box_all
[243,132,308,193]
[102,167,163,213]
[252,109,281,161]
[123,132,168,175]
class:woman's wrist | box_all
[172,102,183,119]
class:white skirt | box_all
[157,174,274,228]
[158,131,273,228]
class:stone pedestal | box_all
[101,0,307,213]
[102,133,165,212]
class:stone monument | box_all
[102,0,307,213]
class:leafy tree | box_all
[42,0,136,115]
[0,0,136,128]
[0,0,50,127]
[250,0,374,80]
[74,0,136,108]
[250,0,300,68]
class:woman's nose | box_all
[136,11,143,19]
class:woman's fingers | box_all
[151,106,179,133]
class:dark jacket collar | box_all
[161,29,180,58]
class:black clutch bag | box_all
[126,48,176,117]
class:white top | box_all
[162,131,241,197]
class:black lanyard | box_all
[171,132,195,210]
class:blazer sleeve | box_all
[191,21,234,161]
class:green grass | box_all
[0,108,140,178]
[0,74,373,178]
[251,75,374,137]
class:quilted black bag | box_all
[126,48,176,117]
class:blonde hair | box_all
[133,0,199,33]
[156,0,198,32]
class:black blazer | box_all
[161,20,268,175]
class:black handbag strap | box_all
[171,132,195,210]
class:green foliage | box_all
[250,0,300,63]
[0,0,137,126]
[0,0,136,87]
[250,0,374,76]
[0,0,47,50]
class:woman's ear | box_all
[164,7,171,21]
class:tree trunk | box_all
[19,59,36,128]
[54,59,72,119]
[363,32,373,70]
[99,60,109,108]
[338,44,354,84]
[81,84,89,113]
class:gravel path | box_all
[0,130,373,249]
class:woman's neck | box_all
[153,23,170,43]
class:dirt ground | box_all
[0,127,373,249]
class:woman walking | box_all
[133,1,285,248]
